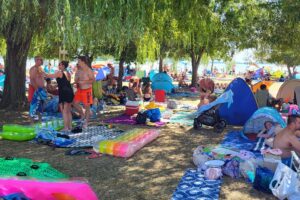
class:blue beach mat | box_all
[172,169,222,200]
[221,131,262,158]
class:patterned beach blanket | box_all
[172,169,222,200]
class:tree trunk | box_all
[159,56,163,73]
[211,59,214,74]
[191,48,205,87]
[287,65,293,79]
[0,37,32,110]
[118,52,126,90]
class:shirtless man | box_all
[73,56,95,128]
[29,56,47,120]
[29,56,45,102]
[273,114,300,165]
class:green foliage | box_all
[256,0,300,68]
[0,38,6,56]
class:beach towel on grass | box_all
[29,88,47,118]
[104,114,166,127]
[168,112,196,126]
[168,92,198,98]
[172,169,222,200]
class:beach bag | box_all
[269,162,300,199]
[146,108,161,122]
[193,146,212,169]
[167,100,177,109]
[136,112,148,124]
[253,167,274,194]
[240,158,257,183]
[205,167,222,180]
[222,159,240,178]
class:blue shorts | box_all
[281,157,292,167]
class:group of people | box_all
[29,56,95,131]
[255,115,300,166]
[127,78,152,101]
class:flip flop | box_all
[85,149,102,159]
[65,149,92,156]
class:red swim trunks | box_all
[74,87,93,106]
[28,84,35,103]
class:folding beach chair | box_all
[291,151,300,176]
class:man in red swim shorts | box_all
[73,56,95,128]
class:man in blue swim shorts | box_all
[273,114,300,166]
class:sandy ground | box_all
[0,97,275,200]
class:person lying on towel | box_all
[273,114,300,166]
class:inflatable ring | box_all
[1,132,36,141]
[3,125,35,133]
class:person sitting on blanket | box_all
[254,121,282,151]
[273,114,300,166]
[102,82,119,105]
[46,78,59,96]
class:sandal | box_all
[87,152,102,159]
[65,149,92,156]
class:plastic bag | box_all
[269,162,300,199]
[205,167,222,180]
[167,100,177,109]
[193,146,212,170]
[240,158,257,182]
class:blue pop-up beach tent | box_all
[243,107,286,135]
[219,78,258,126]
[151,72,174,93]
[0,75,5,89]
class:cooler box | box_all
[125,101,140,116]
[155,90,166,102]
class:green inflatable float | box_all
[1,119,65,141]
[1,124,36,141]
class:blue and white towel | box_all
[29,88,47,119]
[172,169,222,200]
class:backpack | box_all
[136,112,148,124]
[146,108,161,122]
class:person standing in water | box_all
[73,56,95,128]
[44,61,74,131]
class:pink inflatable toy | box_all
[0,178,98,200]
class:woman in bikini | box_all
[44,61,74,131]
[143,83,152,102]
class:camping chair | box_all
[291,151,300,176]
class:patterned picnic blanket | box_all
[35,125,125,148]
[172,169,222,200]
